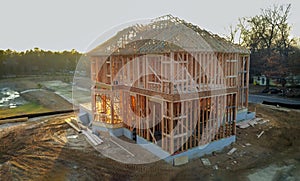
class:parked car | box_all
[262,87,281,94]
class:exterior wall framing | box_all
[90,51,248,154]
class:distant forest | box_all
[0,48,88,78]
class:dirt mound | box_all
[22,90,72,111]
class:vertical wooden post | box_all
[146,97,150,140]
[234,93,237,135]
[246,55,250,107]
[201,99,205,145]
[170,52,174,94]
[204,98,208,144]
[161,102,165,150]
[109,56,112,85]
[170,102,174,154]
[197,99,201,146]
[241,56,245,108]
[152,104,155,140]
[111,92,114,124]
[137,56,140,88]
[92,90,96,122]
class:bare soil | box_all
[21,91,72,111]
[0,103,299,181]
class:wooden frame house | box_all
[88,15,250,155]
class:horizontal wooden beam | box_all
[93,85,237,101]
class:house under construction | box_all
[84,15,253,159]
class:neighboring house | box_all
[81,15,253,161]
[253,75,267,86]
[286,75,300,87]
[253,75,300,87]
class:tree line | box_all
[227,4,300,77]
[0,48,86,78]
[1,5,299,80]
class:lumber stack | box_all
[82,129,103,146]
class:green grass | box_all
[0,103,50,119]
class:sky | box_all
[1,0,299,52]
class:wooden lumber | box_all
[65,119,81,133]
[82,130,103,146]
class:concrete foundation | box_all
[78,112,89,125]
[136,135,170,159]
[79,103,93,125]
[92,124,124,137]
[91,123,236,164]
[79,105,242,164]
[164,136,236,164]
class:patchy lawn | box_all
[0,103,50,119]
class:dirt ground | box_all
[21,91,72,111]
[0,103,299,181]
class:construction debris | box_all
[201,158,211,166]
[65,118,81,133]
[257,131,265,138]
[258,119,270,125]
[77,121,88,130]
[65,118,104,146]
[67,135,78,139]
[173,156,189,166]
[236,117,269,129]
[227,148,237,155]
[213,165,219,170]
[239,124,250,129]
[236,120,252,128]
[82,129,103,146]
[249,120,257,127]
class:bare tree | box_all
[228,4,298,76]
